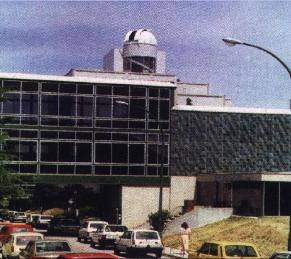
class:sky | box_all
[0,1,290,109]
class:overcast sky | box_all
[0,1,290,109]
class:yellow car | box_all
[196,241,261,259]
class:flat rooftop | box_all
[173,105,291,115]
[0,71,177,88]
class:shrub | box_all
[148,210,172,233]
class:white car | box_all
[2,232,44,259]
[12,212,27,223]
[77,220,108,242]
[114,229,163,258]
[91,224,128,248]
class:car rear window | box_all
[136,231,159,240]
[225,245,258,257]
[36,241,71,252]
[40,216,52,220]
[16,236,42,246]
[108,226,127,232]
[91,223,106,229]
[13,227,31,233]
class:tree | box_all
[0,87,32,209]
[148,210,172,233]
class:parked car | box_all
[57,252,118,259]
[49,218,80,236]
[114,229,163,258]
[0,224,34,248]
[196,241,261,258]
[12,212,27,223]
[33,215,54,230]
[2,232,44,259]
[269,251,291,259]
[19,239,71,259]
[26,214,41,225]
[91,224,128,248]
[78,221,108,243]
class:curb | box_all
[163,247,189,258]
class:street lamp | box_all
[115,100,165,235]
[222,37,291,78]
[223,37,291,250]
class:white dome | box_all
[124,29,157,45]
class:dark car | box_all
[49,218,80,236]
[57,252,118,259]
[19,239,71,259]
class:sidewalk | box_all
[163,246,189,258]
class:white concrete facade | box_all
[121,176,196,228]
[121,186,170,228]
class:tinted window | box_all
[16,236,42,246]
[36,241,71,252]
[108,225,127,232]
[136,231,158,240]
[198,243,210,254]
[225,245,258,257]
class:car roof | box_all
[5,224,32,228]
[10,232,43,237]
[86,221,108,223]
[129,229,159,232]
[35,239,69,243]
[204,241,257,246]
[273,251,291,255]
[59,253,117,259]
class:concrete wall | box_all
[176,95,229,106]
[121,186,170,228]
[170,176,196,213]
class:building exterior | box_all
[171,105,291,216]
[1,28,289,227]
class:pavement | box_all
[163,247,189,258]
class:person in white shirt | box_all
[180,222,191,256]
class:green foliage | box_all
[148,210,172,233]
[0,87,34,209]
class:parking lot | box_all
[47,235,171,259]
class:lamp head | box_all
[222,37,243,47]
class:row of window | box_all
[1,80,170,98]
[6,140,169,164]
[1,93,170,119]
[1,116,169,129]
[5,129,169,142]
[7,163,169,176]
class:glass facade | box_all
[171,110,291,175]
[0,79,172,176]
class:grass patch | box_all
[162,216,289,258]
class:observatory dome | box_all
[124,29,157,45]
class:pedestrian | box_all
[180,222,191,257]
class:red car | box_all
[0,223,33,246]
[58,253,118,259]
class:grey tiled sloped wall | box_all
[171,110,291,176]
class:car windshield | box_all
[40,216,52,220]
[16,236,42,246]
[136,231,159,240]
[13,228,31,233]
[15,213,25,217]
[90,223,106,229]
[36,241,71,253]
[108,226,127,232]
[225,245,258,257]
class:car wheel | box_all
[77,236,82,242]
[114,246,120,255]
[90,241,96,248]
[156,251,162,258]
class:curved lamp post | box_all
[222,37,291,78]
[223,37,291,250]
[115,100,165,235]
